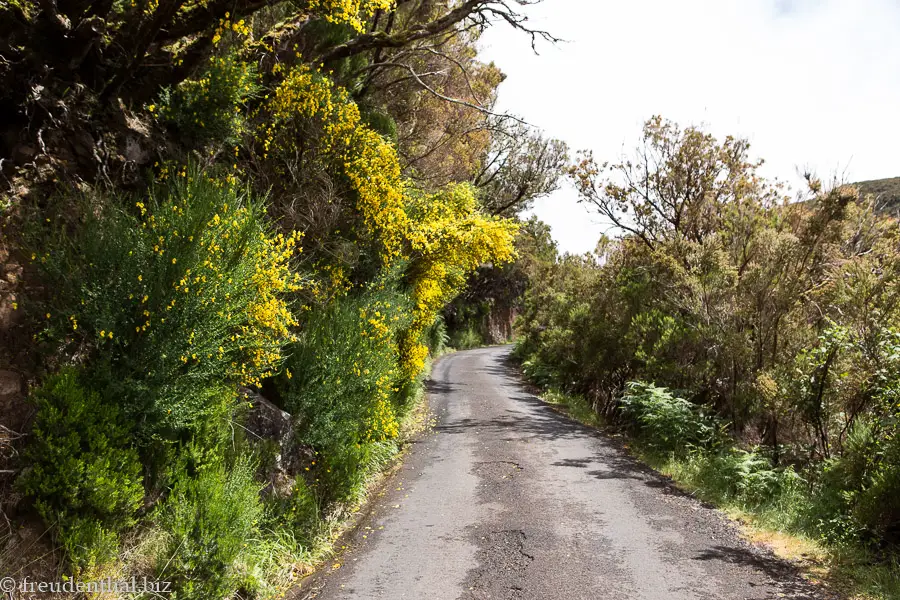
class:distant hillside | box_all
[855,177,900,215]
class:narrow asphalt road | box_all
[302,346,831,600]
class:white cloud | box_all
[479,0,900,254]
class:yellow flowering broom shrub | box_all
[306,0,396,31]
[157,52,260,146]
[278,280,409,444]
[258,65,518,381]
[33,169,302,436]
[260,64,409,263]
[399,183,519,378]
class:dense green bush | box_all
[450,326,483,350]
[17,369,144,569]
[687,448,805,509]
[814,421,900,545]
[157,52,259,146]
[275,280,411,503]
[619,381,714,453]
[33,173,300,440]
[157,453,263,600]
[423,316,450,355]
[278,282,410,449]
[268,478,322,544]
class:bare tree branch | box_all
[318,0,558,64]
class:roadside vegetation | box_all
[0,0,565,596]
[5,2,897,597]
[514,117,900,599]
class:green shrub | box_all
[816,421,900,544]
[619,381,714,453]
[17,369,144,569]
[33,171,300,439]
[689,448,803,507]
[423,316,450,355]
[277,282,410,452]
[520,357,559,388]
[157,453,263,600]
[854,448,900,540]
[56,519,121,572]
[157,52,259,146]
[450,326,483,350]
[315,439,399,505]
[232,527,311,599]
[274,280,411,505]
[270,478,321,541]
[542,388,603,427]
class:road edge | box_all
[287,351,453,599]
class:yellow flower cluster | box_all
[142,176,303,387]
[263,64,408,261]
[212,13,250,45]
[157,53,257,142]
[261,66,517,382]
[360,305,397,342]
[399,184,519,378]
[244,230,305,383]
[308,0,396,32]
[366,396,399,441]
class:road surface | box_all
[301,346,831,600]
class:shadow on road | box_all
[432,351,684,489]
[426,379,457,395]
[693,546,828,600]
[416,348,834,600]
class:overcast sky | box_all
[479,0,900,254]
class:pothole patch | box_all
[464,529,534,599]
[473,460,522,480]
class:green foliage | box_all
[269,478,321,542]
[815,420,900,545]
[423,316,450,356]
[542,388,603,428]
[450,326,484,350]
[519,357,559,389]
[276,279,410,502]
[157,453,263,600]
[157,53,260,146]
[619,381,714,453]
[33,172,299,439]
[279,282,409,446]
[318,438,398,505]
[516,117,900,558]
[17,369,143,569]
[359,106,399,142]
[474,122,568,217]
[232,527,311,599]
[679,448,805,511]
